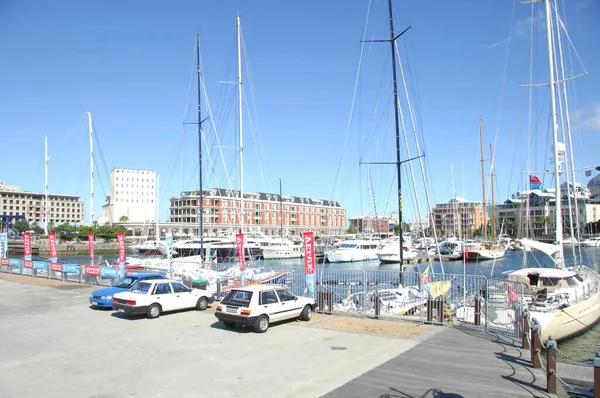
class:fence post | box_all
[594,350,599,398]
[426,297,433,323]
[546,336,557,394]
[522,309,530,350]
[531,319,542,369]
[474,294,481,326]
[373,291,380,319]
[436,297,444,324]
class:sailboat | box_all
[506,0,600,341]
[465,117,507,261]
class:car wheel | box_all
[196,297,209,311]
[300,305,313,321]
[254,315,269,333]
[147,303,161,319]
[223,321,236,328]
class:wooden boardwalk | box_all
[321,326,563,398]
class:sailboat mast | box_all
[87,112,94,225]
[490,143,496,243]
[279,179,283,238]
[237,15,244,235]
[479,117,487,241]
[543,0,564,265]
[386,0,404,267]
[44,136,49,235]
[196,34,204,259]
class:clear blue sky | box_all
[1,0,599,224]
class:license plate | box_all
[91,301,98,305]
[226,307,238,314]
[117,308,125,313]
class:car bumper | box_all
[89,298,112,308]
[111,303,148,316]
[214,312,259,327]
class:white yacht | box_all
[581,237,600,247]
[325,239,379,263]
[375,236,419,263]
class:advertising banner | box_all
[302,232,316,298]
[51,262,62,272]
[165,232,173,261]
[23,259,33,269]
[84,265,100,276]
[0,232,7,259]
[87,233,95,264]
[48,232,58,262]
[62,263,79,274]
[235,233,245,286]
[116,233,125,263]
[100,266,118,279]
[10,258,21,268]
[23,232,32,260]
[33,260,47,270]
[1,258,9,267]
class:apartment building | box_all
[430,197,485,237]
[348,216,394,237]
[0,181,83,224]
[169,188,347,237]
[101,168,157,223]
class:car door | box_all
[259,289,283,322]
[275,289,303,321]
[152,282,176,311]
[171,282,195,310]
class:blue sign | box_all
[33,261,47,270]
[100,267,118,279]
[0,232,7,258]
[62,263,79,274]
[10,258,20,268]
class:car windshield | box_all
[130,281,152,294]
[113,277,137,289]
[221,290,253,307]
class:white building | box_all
[101,168,156,223]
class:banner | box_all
[0,232,7,259]
[87,233,94,264]
[33,260,47,270]
[236,233,245,286]
[529,175,543,190]
[51,262,62,272]
[100,266,118,279]
[1,258,9,267]
[84,265,100,276]
[23,259,33,269]
[585,169,592,177]
[303,232,316,298]
[165,232,173,261]
[48,232,58,262]
[116,233,125,263]
[62,263,79,274]
[23,232,32,260]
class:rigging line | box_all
[560,308,600,336]
[550,1,587,74]
[48,112,87,160]
[89,122,111,200]
[329,0,373,205]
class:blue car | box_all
[89,273,168,308]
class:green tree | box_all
[119,215,129,222]
[13,219,30,234]
[347,225,358,234]
[54,223,76,241]
[30,222,44,235]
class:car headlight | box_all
[100,296,112,300]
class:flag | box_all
[529,175,543,190]
[303,232,316,298]
[507,284,518,306]
[421,264,430,291]
[585,170,592,177]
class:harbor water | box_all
[57,246,600,364]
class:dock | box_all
[322,326,565,398]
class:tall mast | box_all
[386,0,404,267]
[156,175,160,242]
[543,0,564,266]
[490,143,496,243]
[44,136,49,234]
[237,15,244,235]
[479,116,487,240]
[87,112,94,224]
[196,34,204,260]
[279,178,283,238]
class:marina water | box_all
[63,248,600,364]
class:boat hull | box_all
[534,291,600,341]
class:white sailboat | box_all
[507,0,600,342]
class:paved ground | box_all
[0,274,434,398]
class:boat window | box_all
[566,277,578,287]
[574,274,584,282]
[527,273,540,286]
[540,277,561,287]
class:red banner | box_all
[88,233,95,262]
[1,258,9,266]
[303,232,316,275]
[116,233,125,263]
[84,265,100,276]
[48,232,58,260]
[23,232,32,258]
[235,233,245,271]
[51,262,62,272]
[23,259,33,269]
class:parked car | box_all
[215,285,316,333]
[89,273,168,308]
[112,279,214,319]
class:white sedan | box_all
[112,279,214,319]
[215,285,316,333]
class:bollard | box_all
[531,319,542,369]
[546,336,557,394]
[474,294,481,326]
[426,297,433,323]
[216,281,221,301]
[373,292,380,318]
[594,350,599,398]
[522,309,530,350]
[436,297,444,324]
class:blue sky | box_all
[1,0,599,224]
